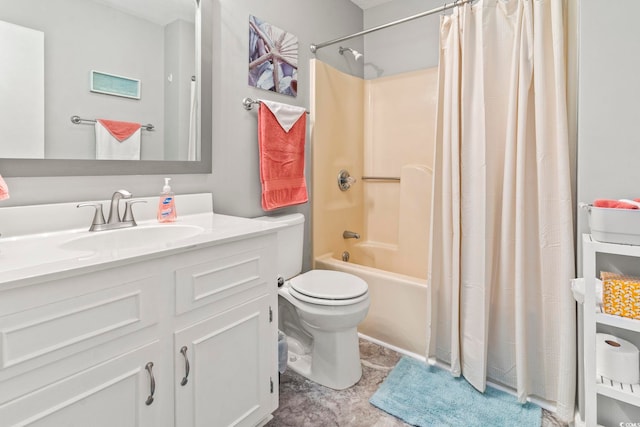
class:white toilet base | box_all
[287,350,312,376]
[285,329,362,390]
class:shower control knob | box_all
[338,169,356,191]
[277,276,285,287]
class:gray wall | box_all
[1,0,364,272]
[577,1,640,424]
[0,0,165,160]
[209,0,363,270]
[577,0,640,247]
[363,0,445,79]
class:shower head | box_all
[338,46,363,61]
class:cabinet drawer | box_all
[174,235,276,316]
[0,274,161,376]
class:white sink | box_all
[59,225,204,253]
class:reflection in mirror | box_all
[0,0,212,175]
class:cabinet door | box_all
[174,295,273,427]
[0,341,165,427]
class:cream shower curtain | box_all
[428,0,575,421]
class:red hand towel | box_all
[0,174,9,200]
[258,104,308,211]
[97,119,141,142]
[593,199,638,209]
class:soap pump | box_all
[157,177,177,223]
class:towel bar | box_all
[242,97,309,114]
[70,115,154,131]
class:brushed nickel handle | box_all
[180,346,190,386]
[145,362,155,405]
[123,199,147,225]
[77,203,106,231]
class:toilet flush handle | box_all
[277,276,285,287]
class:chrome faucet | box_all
[107,189,132,224]
[77,189,146,231]
[343,230,360,239]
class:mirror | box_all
[0,0,212,176]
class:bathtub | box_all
[315,250,428,356]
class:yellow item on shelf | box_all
[601,272,640,320]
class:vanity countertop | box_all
[0,194,283,287]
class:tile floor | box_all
[266,339,568,427]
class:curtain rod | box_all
[309,0,473,53]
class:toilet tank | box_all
[255,213,305,280]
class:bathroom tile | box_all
[267,339,568,427]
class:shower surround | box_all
[310,59,437,355]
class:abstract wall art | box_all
[248,15,298,97]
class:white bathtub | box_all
[315,251,428,356]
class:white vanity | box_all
[0,193,280,427]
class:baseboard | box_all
[256,414,273,427]
[573,411,605,427]
[358,333,427,362]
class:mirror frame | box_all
[0,0,212,177]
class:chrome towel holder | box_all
[70,115,155,131]
[242,97,309,114]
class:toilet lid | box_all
[290,270,368,300]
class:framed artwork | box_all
[90,70,140,99]
[248,15,298,97]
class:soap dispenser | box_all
[157,177,177,223]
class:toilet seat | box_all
[288,270,369,306]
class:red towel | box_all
[97,119,141,142]
[258,104,308,211]
[0,174,9,200]
[593,199,638,209]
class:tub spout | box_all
[343,230,360,239]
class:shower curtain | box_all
[428,0,575,421]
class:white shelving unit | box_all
[583,234,640,426]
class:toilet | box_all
[257,213,370,390]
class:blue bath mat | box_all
[370,357,541,427]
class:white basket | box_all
[582,203,640,245]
